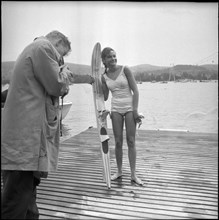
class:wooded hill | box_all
[132,64,218,82]
[1,61,218,85]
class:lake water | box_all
[60,81,218,140]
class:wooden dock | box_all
[36,127,218,219]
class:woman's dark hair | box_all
[101,47,115,74]
[101,47,115,60]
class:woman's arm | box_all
[101,74,109,101]
[124,66,140,120]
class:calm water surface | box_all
[61,81,218,140]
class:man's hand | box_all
[59,65,75,85]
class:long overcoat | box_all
[1,37,68,172]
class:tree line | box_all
[133,65,218,82]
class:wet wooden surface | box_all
[36,127,218,219]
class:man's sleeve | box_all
[32,44,66,97]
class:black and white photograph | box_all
[1,1,218,219]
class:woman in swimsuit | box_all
[101,47,143,186]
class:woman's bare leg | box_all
[111,112,124,180]
[125,111,143,185]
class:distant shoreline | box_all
[1,61,218,85]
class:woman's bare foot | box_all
[111,172,122,180]
[131,176,144,186]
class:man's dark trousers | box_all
[1,170,40,219]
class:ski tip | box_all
[95,42,101,47]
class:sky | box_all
[1,1,218,67]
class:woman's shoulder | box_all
[123,65,132,76]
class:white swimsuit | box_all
[103,66,133,114]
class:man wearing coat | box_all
[1,30,93,219]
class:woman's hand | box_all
[133,111,144,126]
[89,75,95,84]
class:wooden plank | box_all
[1,127,218,219]
[36,128,218,219]
[44,170,218,193]
[37,185,218,216]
